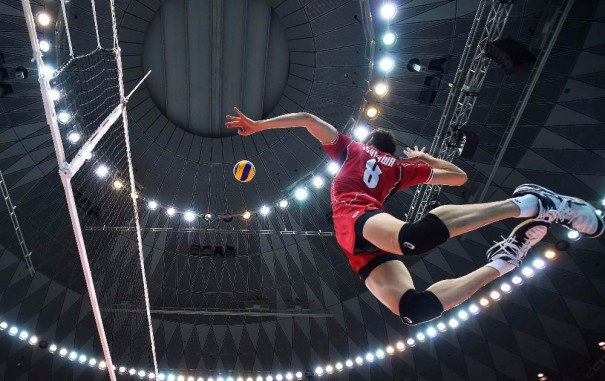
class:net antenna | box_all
[20,0,158,379]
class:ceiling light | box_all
[49,344,57,353]
[415,332,425,342]
[327,161,340,175]
[18,331,29,340]
[512,275,523,285]
[8,326,18,336]
[79,354,87,363]
[490,291,501,300]
[242,211,251,219]
[365,105,380,120]
[84,151,93,160]
[596,209,602,216]
[406,338,415,347]
[437,322,447,332]
[95,165,109,178]
[376,349,385,359]
[41,65,54,78]
[544,249,556,259]
[567,229,580,240]
[147,200,158,210]
[469,304,480,314]
[28,336,38,345]
[49,88,60,101]
[312,176,325,188]
[36,12,51,26]
[500,283,512,293]
[373,82,389,97]
[314,367,323,376]
[260,205,270,216]
[294,187,308,201]
[448,319,459,328]
[353,125,369,141]
[68,351,78,361]
[521,267,534,278]
[204,213,213,221]
[396,341,405,351]
[382,32,397,46]
[113,180,124,190]
[286,373,294,380]
[266,376,273,381]
[532,258,546,269]
[89,358,97,367]
[386,345,395,354]
[59,348,68,357]
[166,207,176,216]
[57,111,71,123]
[458,310,469,320]
[39,40,51,52]
[345,360,353,368]
[378,56,395,73]
[335,362,343,371]
[67,131,81,143]
[354,356,363,365]
[278,199,289,208]
[184,211,196,222]
[0,322,7,330]
[149,373,156,379]
[380,3,397,20]
[479,298,490,307]
[275,375,283,381]
[365,353,375,362]
[426,327,437,337]
[295,372,303,380]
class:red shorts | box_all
[332,194,400,278]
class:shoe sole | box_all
[487,219,550,265]
[513,183,604,238]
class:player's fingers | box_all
[226,121,241,128]
[234,107,245,118]
[420,147,426,153]
[414,145,418,151]
[226,115,239,120]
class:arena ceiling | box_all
[1,0,605,380]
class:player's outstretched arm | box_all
[401,146,467,186]
[225,107,338,144]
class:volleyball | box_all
[233,160,255,182]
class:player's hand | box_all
[225,107,259,136]
[400,146,428,163]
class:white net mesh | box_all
[21,0,158,378]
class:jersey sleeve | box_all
[398,163,433,190]
[322,133,353,162]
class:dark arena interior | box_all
[1,0,605,380]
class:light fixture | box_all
[113,180,124,190]
[479,297,490,306]
[57,111,71,123]
[376,349,385,359]
[354,356,363,365]
[184,211,196,222]
[437,322,447,332]
[36,12,51,26]
[335,362,343,371]
[0,322,7,330]
[67,131,81,143]
[49,88,61,101]
[256,376,263,381]
[266,376,273,381]
[89,358,97,367]
[406,338,415,347]
[597,210,603,216]
[380,3,397,20]
[448,319,459,328]
[378,56,395,73]
[278,199,289,208]
[49,344,57,353]
[312,176,325,188]
[382,32,397,46]
[147,200,158,210]
[365,353,375,362]
[166,207,176,217]
[458,310,469,320]
[353,125,369,141]
[327,161,340,175]
[28,336,38,345]
[59,348,68,357]
[602,198,605,207]
[415,332,426,342]
[396,341,405,351]
[512,275,523,285]
[294,187,308,201]
[39,40,51,52]
[469,304,480,314]
[204,213,212,221]
[521,267,534,278]
[95,164,109,178]
[426,327,437,337]
[8,326,18,336]
[500,283,512,293]
[79,354,87,363]
[18,331,29,340]
[41,65,54,78]
[314,367,323,376]
[286,373,294,381]
[242,211,251,219]
[84,151,93,160]
[490,291,501,300]
[532,258,546,269]
[373,82,389,97]
[365,105,380,120]
[386,345,395,354]
[567,229,580,240]
[260,205,270,216]
[544,249,556,259]
[325,365,334,374]
[295,372,303,381]
[68,351,78,361]
[345,359,353,368]
[275,375,283,381]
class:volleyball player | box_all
[226,108,603,325]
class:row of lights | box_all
[0,249,567,380]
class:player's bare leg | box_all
[364,219,550,325]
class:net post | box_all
[59,0,74,56]
[90,0,102,48]
[20,0,117,379]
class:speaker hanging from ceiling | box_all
[486,38,536,75]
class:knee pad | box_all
[399,289,444,325]
[398,213,450,256]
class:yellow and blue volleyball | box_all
[233,160,255,182]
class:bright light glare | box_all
[479,298,490,306]
[365,106,379,120]
[522,267,534,277]
[58,111,71,123]
[49,88,60,101]
[406,338,415,347]
[39,40,50,52]
[376,349,385,358]
[353,126,369,141]
[458,310,469,320]
[500,283,512,293]
[544,250,556,259]
[294,187,309,201]
[469,304,480,314]
[95,165,109,178]
[18,331,29,340]
[260,205,271,216]
[365,353,375,362]
[378,57,395,73]
[327,161,340,175]
[490,291,501,300]
[312,176,325,188]
[148,200,158,210]
[416,332,426,341]
[437,322,447,332]
[167,207,176,217]
[242,211,251,219]
[448,319,459,328]
[314,367,323,376]
[374,82,389,97]
[67,131,81,143]
[184,211,196,222]
[533,258,546,269]
[382,32,397,46]
[41,65,54,78]
[426,327,437,337]
[37,12,51,26]
[567,230,580,240]
[512,275,523,285]
[278,199,289,208]
[380,3,397,20]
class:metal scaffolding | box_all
[407,0,513,222]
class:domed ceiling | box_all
[0,0,604,380]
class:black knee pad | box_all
[398,213,450,255]
[399,289,444,325]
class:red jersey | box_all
[323,133,433,209]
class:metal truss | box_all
[85,226,336,236]
[407,0,513,222]
[0,169,35,276]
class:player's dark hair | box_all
[363,128,397,155]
